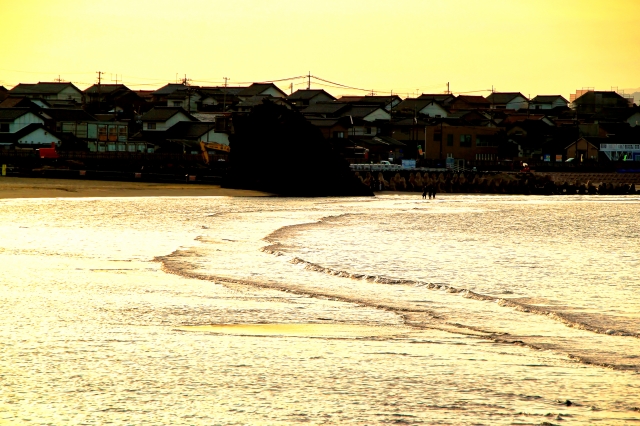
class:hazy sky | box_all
[1,0,639,98]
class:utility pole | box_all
[96,71,104,113]
[447,82,450,94]
[307,71,311,90]
[223,77,229,112]
[181,74,192,113]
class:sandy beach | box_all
[0,177,272,198]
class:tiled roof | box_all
[338,95,400,105]
[165,121,219,139]
[236,95,273,107]
[141,107,197,122]
[0,107,33,121]
[0,123,59,143]
[531,95,568,104]
[301,102,350,115]
[417,94,455,103]
[306,118,341,128]
[84,84,130,94]
[10,82,81,95]
[239,83,286,97]
[343,105,385,119]
[41,109,98,122]
[486,92,527,104]
[152,84,188,96]
[394,98,433,112]
[453,95,490,105]
[288,89,335,101]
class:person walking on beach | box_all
[422,186,427,199]
[432,185,437,199]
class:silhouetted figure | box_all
[432,185,437,199]
[422,186,427,199]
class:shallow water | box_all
[0,194,639,424]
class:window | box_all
[147,122,156,130]
[476,135,497,147]
[76,123,88,138]
[434,132,442,142]
[365,127,372,134]
[98,125,107,141]
[333,131,344,139]
[118,126,128,141]
[108,125,118,141]
[446,134,453,146]
[172,101,183,107]
[460,134,472,147]
[0,123,9,132]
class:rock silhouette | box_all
[223,100,373,197]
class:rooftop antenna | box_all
[54,75,64,82]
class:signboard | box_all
[555,155,563,162]
[402,159,416,169]
[543,154,551,162]
[1,164,5,176]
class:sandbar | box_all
[0,177,271,199]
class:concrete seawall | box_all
[354,170,640,195]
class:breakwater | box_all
[354,170,640,195]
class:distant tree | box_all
[223,99,373,196]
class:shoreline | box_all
[0,177,272,199]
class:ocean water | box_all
[0,194,638,425]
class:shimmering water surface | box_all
[0,194,639,425]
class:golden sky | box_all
[1,0,639,98]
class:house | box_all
[0,96,51,109]
[571,91,633,114]
[287,89,336,107]
[39,109,99,139]
[486,92,528,110]
[448,95,490,111]
[300,102,351,118]
[417,93,455,105]
[393,98,450,118]
[422,123,502,163]
[0,123,62,148]
[306,117,351,140]
[445,110,495,127]
[342,105,390,122]
[151,83,188,105]
[0,86,8,102]
[234,95,292,112]
[565,137,603,162]
[150,83,202,112]
[83,84,149,117]
[10,82,83,103]
[138,121,230,154]
[140,107,198,131]
[197,87,241,112]
[627,110,640,127]
[338,95,402,111]
[529,95,569,110]
[237,83,287,100]
[0,108,45,133]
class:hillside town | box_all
[1,79,639,173]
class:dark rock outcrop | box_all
[223,100,373,196]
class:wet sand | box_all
[0,177,271,198]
